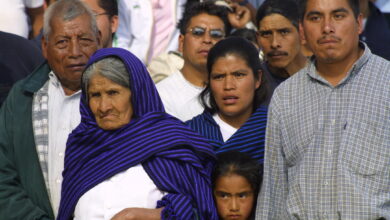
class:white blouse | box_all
[74,164,165,220]
[213,114,238,142]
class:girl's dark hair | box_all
[200,37,268,114]
[212,151,263,218]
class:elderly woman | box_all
[186,37,268,163]
[57,48,218,220]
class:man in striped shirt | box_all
[256,0,390,219]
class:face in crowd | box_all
[257,13,302,70]
[42,13,100,95]
[300,0,363,64]
[88,73,133,130]
[214,173,256,220]
[209,53,260,127]
[82,0,118,48]
[179,12,226,71]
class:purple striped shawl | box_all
[57,48,218,220]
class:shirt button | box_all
[56,178,61,184]
[59,152,64,157]
[324,181,329,186]
[328,150,332,156]
[330,119,335,125]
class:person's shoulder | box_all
[156,71,186,96]
[273,66,308,95]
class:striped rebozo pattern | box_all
[57,48,218,220]
[186,106,268,163]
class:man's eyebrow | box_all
[332,8,349,14]
[305,11,322,17]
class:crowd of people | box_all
[0,0,389,219]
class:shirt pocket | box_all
[342,119,390,176]
[283,116,315,167]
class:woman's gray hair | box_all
[82,57,130,96]
[43,0,99,42]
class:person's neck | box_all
[218,110,252,129]
[316,47,363,86]
[285,53,307,75]
[181,63,208,87]
[62,86,80,96]
[269,54,307,78]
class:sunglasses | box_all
[187,26,225,39]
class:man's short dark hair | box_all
[298,0,360,21]
[98,0,118,17]
[256,0,300,29]
[178,1,231,36]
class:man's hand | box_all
[227,2,252,29]
[111,207,163,220]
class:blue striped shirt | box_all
[186,106,268,163]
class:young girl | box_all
[212,151,263,220]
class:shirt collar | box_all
[306,42,372,87]
[48,71,81,97]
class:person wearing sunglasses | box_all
[81,0,118,48]
[157,1,231,121]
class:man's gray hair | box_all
[82,57,130,96]
[43,0,99,42]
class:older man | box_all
[256,0,307,96]
[0,0,100,219]
[257,0,390,219]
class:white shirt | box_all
[48,72,81,216]
[156,71,204,121]
[115,0,185,64]
[375,0,390,12]
[213,114,237,142]
[0,0,43,38]
[74,165,165,220]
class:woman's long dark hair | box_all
[200,37,268,114]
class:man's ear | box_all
[356,13,364,35]
[178,34,184,53]
[299,22,306,44]
[110,15,119,33]
[41,36,48,60]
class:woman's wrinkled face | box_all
[88,73,132,130]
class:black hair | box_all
[178,1,231,36]
[256,0,300,29]
[212,151,263,219]
[98,0,118,17]
[230,28,259,47]
[200,37,268,114]
[298,0,360,21]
